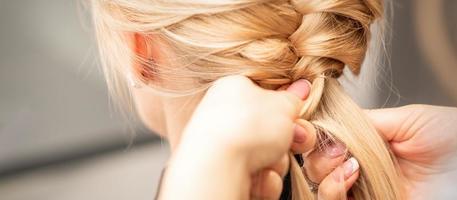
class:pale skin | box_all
[131,34,358,199]
[137,76,359,200]
[129,35,457,199]
[367,105,457,199]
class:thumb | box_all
[272,79,311,118]
[365,105,425,142]
[286,79,311,100]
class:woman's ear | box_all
[124,33,167,136]
[134,33,151,60]
[129,33,159,83]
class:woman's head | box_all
[91,0,383,135]
[92,0,404,199]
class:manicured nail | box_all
[343,157,359,179]
[286,79,311,100]
[293,124,307,143]
[324,141,346,158]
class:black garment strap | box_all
[279,154,304,200]
[154,168,166,200]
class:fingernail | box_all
[332,166,344,183]
[324,141,346,158]
[293,124,307,143]
[343,157,359,179]
[286,79,311,100]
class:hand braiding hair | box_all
[92,0,405,199]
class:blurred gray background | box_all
[0,0,456,200]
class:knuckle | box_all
[304,152,345,183]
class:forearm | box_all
[158,140,250,200]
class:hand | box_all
[159,75,359,200]
[180,75,310,172]
[366,104,457,198]
[292,122,360,200]
[251,156,361,200]
[160,75,309,200]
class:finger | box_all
[303,140,347,183]
[291,119,317,154]
[274,79,312,119]
[365,105,426,142]
[318,157,360,200]
[286,79,311,100]
[267,154,289,178]
[251,170,283,200]
[341,158,360,191]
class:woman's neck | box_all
[163,94,203,152]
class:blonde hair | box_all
[91,0,404,199]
